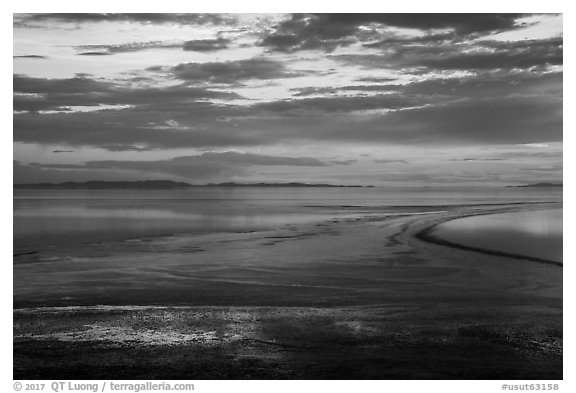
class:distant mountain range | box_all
[202,182,368,188]
[14,180,370,189]
[510,182,563,188]
[13,180,192,189]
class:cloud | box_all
[323,14,526,34]
[13,106,257,149]
[356,77,397,83]
[77,52,111,56]
[15,13,237,27]
[399,70,562,98]
[519,164,563,173]
[335,36,562,72]
[13,55,47,59]
[259,14,362,52]
[183,37,231,52]
[348,96,562,145]
[261,14,526,52]
[14,74,114,94]
[448,158,507,162]
[253,93,432,114]
[14,160,132,184]
[153,58,307,84]
[74,41,182,55]
[330,160,357,165]
[363,32,457,49]
[27,152,330,181]
[496,149,563,159]
[13,81,562,150]
[13,74,240,112]
[290,86,340,97]
[13,13,563,187]
[415,39,563,70]
[98,145,158,152]
[290,84,400,97]
[72,37,231,56]
[374,159,408,164]
[13,53,562,152]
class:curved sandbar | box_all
[413,203,562,267]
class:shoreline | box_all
[414,203,563,267]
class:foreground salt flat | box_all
[13,202,562,379]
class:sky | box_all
[13,13,563,186]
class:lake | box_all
[433,208,563,263]
[14,187,562,252]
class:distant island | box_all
[509,183,563,188]
[14,180,371,189]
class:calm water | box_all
[434,209,563,263]
[14,187,562,250]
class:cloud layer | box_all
[13,13,563,185]
[23,152,331,181]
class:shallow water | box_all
[14,187,562,250]
[434,209,563,263]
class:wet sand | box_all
[13,202,562,379]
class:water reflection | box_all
[14,188,562,251]
[434,209,563,263]
[13,202,326,249]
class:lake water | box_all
[14,187,562,251]
[433,209,563,263]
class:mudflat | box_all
[13,202,562,379]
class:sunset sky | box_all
[13,13,563,186]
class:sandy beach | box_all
[13,202,562,379]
